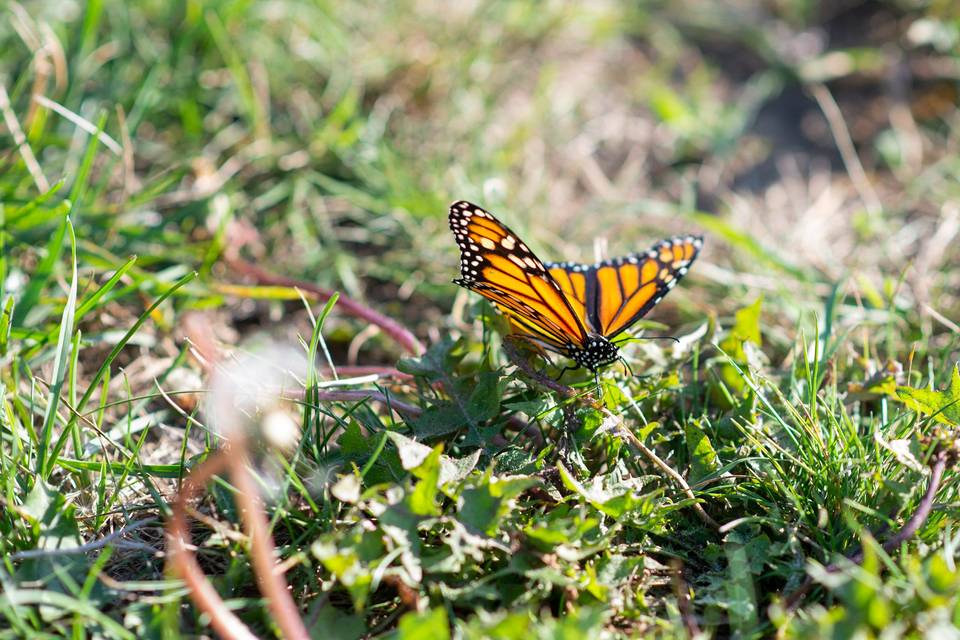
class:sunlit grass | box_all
[2,0,959,637]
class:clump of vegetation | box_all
[1,1,958,637]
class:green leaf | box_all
[408,445,442,516]
[397,336,461,380]
[15,481,85,600]
[724,533,759,635]
[459,483,501,536]
[312,542,372,611]
[896,365,960,426]
[556,461,645,518]
[411,402,466,438]
[37,218,78,476]
[685,421,719,483]
[339,420,374,457]
[396,607,449,640]
[732,296,763,345]
[309,605,366,640]
[458,474,537,536]
[385,431,480,486]
[466,371,502,423]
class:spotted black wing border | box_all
[448,200,590,352]
[546,234,703,340]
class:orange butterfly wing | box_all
[448,201,589,354]
[547,235,702,339]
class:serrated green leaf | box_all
[397,336,461,380]
[411,402,465,438]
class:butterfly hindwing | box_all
[448,201,589,353]
[547,235,702,339]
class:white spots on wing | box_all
[523,256,538,270]
[500,235,516,250]
[509,254,527,268]
[479,237,496,250]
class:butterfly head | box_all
[568,333,620,372]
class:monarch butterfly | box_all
[449,200,702,373]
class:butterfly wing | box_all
[448,201,589,354]
[547,235,702,340]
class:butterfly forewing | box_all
[546,235,702,339]
[448,201,589,351]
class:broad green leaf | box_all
[309,605,366,640]
[396,607,449,640]
[408,445,442,516]
[411,402,465,438]
[15,481,85,604]
[896,365,960,426]
[732,296,763,345]
[397,336,461,380]
[385,431,480,486]
[724,533,759,635]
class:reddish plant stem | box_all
[225,255,424,356]
[229,438,310,640]
[167,442,311,640]
[167,450,258,640]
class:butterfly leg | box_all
[554,365,576,381]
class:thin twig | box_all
[609,409,720,531]
[501,340,580,398]
[10,519,158,560]
[224,255,424,357]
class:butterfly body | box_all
[449,200,701,372]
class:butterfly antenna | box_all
[612,334,680,347]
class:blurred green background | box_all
[3,1,960,638]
